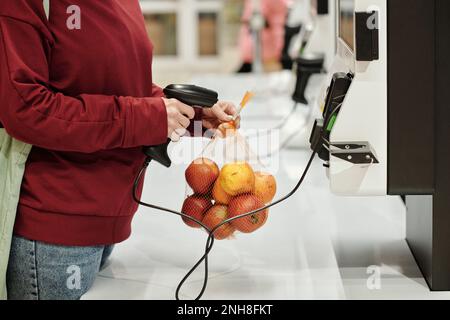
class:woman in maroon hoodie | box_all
[0,0,237,300]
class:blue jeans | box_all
[6,236,114,300]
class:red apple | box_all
[185,158,220,195]
[202,205,235,240]
[228,194,268,233]
[181,195,212,228]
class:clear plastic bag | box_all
[180,122,277,240]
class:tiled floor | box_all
[83,73,450,300]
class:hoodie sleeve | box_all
[151,83,165,98]
[0,15,168,153]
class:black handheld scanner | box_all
[143,84,218,168]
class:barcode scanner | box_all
[143,84,218,168]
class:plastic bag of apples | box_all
[181,122,277,240]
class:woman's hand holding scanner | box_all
[163,98,195,142]
[143,84,218,168]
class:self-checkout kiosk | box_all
[310,0,450,290]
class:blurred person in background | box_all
[237,0,289,73]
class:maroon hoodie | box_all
[0,0,195,245]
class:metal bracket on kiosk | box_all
[330,142,379,164]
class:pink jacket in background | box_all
[239,0,288,63]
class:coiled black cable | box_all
[133,149,316,300]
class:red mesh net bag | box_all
[180,121,277,240]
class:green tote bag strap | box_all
[0,130,32,300]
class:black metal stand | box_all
[292,53,325,104]
[408,0,450,291]
[388,0,450,290]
